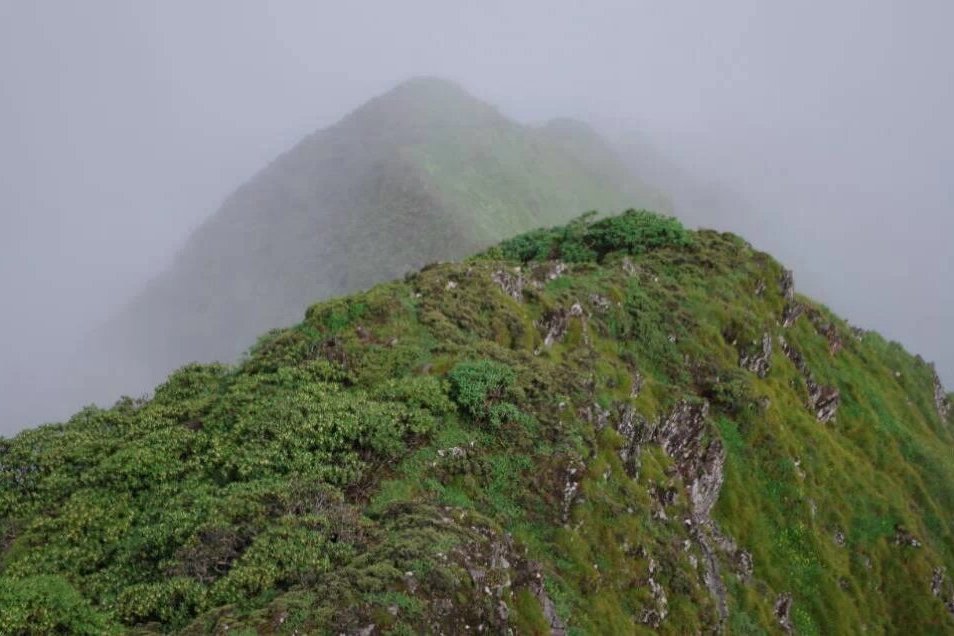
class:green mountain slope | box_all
[3,211,952,634]
[96,78,665,398]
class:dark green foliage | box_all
[1,211,952,633]
[0,575,116,634]
[488,208,690,264]
[585,208,692,258]
[447,360,517,422]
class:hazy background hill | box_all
[1,2,951,435]
[82,78,666,405]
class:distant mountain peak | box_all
[344,76,505,131]
[383,75,471,98]
[88,79,666,412]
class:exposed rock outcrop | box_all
[491,268,529,301]
[588,293,612,313]
[614,405,651,476]
[932,567,945,598]
[779,269,804,328]
[808,380,840,424]
[934,369,951,422]
[531,260,568,283]
[740,333,773,378]
[532,581,567,635]
[621,257,638,276]
[779,336,808,375]
[780,270,796,303]
[654,400,731,623]
[640,557,670,627]
[782,303,804,328]
[804,308,844,355]
[779,336,840,423]
[630,369,644,398]
[894,524,921,548]
[538,302,585,347]
[579,402,611,432]
[655,401,725,518]
[561,458,586,524]
[775,593,794,633]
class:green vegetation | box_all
[2,210,953,633]
[487,209,691,263]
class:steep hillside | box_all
[3,211,952,634]
[96,78,663,398]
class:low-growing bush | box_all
[489,209,690,264]
[0,575,114,635]
[448,360,518,423]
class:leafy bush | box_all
[116,577,204,626]
[448,360,518,422]
[490,209,690,264]
[371,376,454,414]
[584,209,691,258]
[0,575,114,635]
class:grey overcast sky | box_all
[1,1,952,434]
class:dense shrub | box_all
[448,360,519,424]
[116,577,204,627]
[0,575,114,635]
[489,209,690,264]
[585,209,691,258]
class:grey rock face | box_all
[630,369,644,398]
[932,567,945,598]
[615,405,652,477]
[779,336,840,423]
[894,524,922,548]
[531,260,568,283]
[588,293,612,313]
[808,380,840,424]
[775,593,794,633]
[640,560,669,627]
[779,335,808,375]
[520,562,568,636]
[539,302,585,347]
[934,369,951,422]
[621,257,638,276]
[779,269,805,327]
[491,268,528,301]
[781,270,796,303]
[807,311,844,355]
[579,402,611,432]
[655,401,725,519]
[615,405,638,462]
[782,302,804,328]
[655,401,731,624]
[561,458,586,525]
[740,333,773,378]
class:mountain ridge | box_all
[2,210,952,633]
[87,77,665,405]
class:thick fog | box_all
[1,1,951,436]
